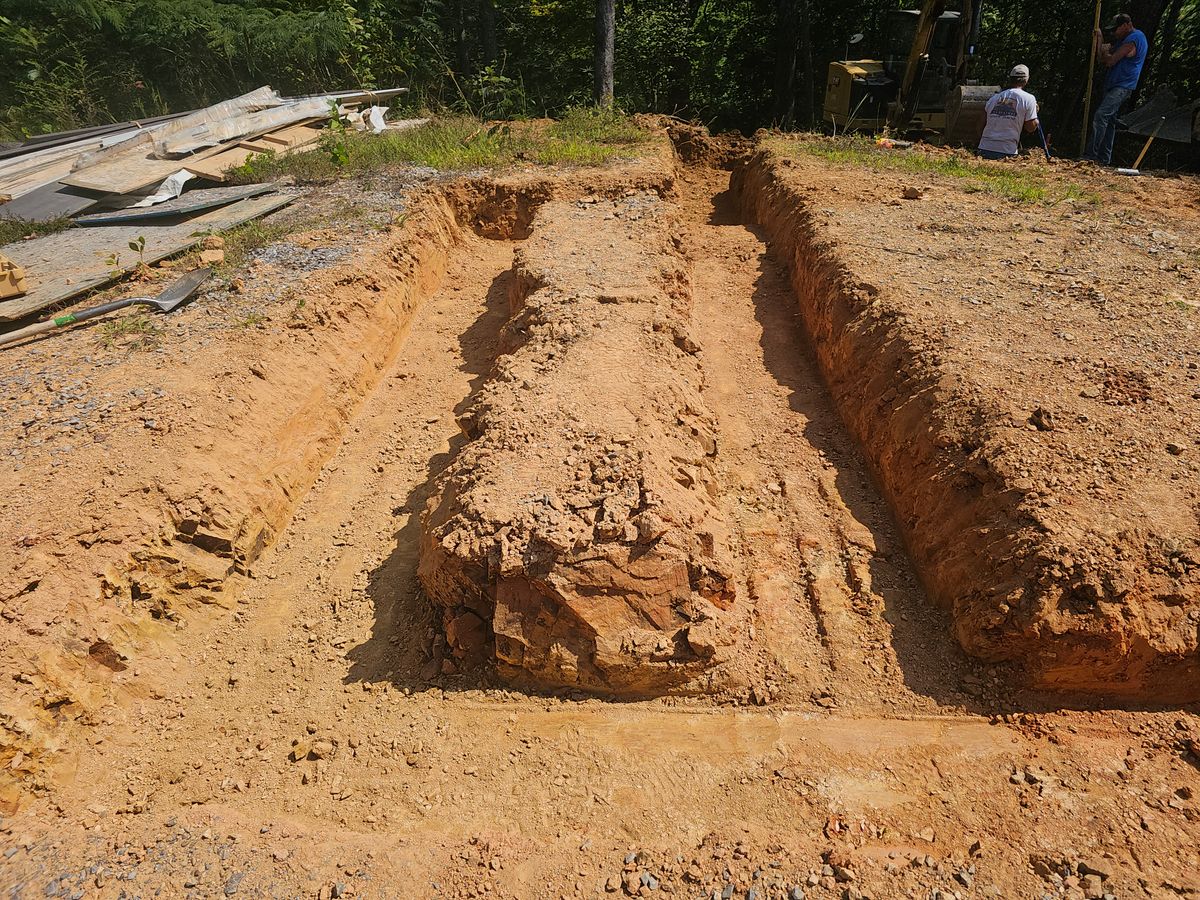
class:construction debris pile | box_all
[0,86,413,324]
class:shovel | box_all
[1037,123,1052,159]
[0,268,211,350]
[1117,116,1167,176]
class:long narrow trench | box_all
[677,168,970,712]
[60,226,522,827]
[27,173,1015,898]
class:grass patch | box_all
[226,109,652,184]
[197,219,293,272]
[0,216,72,246]
[784,134,1101,205]
[95,312,161,350]
[232,310,268,329]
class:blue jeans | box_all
[1086,86,1133,165]
[976,148,1016,160]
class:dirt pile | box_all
[419,193,744,695]
[736,142,1200,701]
[665,121,752,169]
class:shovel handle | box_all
[1131,117,1166,171]
[0,317,61,349]
[0,297,136,350]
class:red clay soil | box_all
[419,192,746,696]
[0,133,1198,900]
[736,138,1200,702]
[0,152,676,810]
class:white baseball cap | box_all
[1009,64,1030,79]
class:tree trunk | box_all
[478,0,498,66]
[1147,0,1184,84]
[1128,0,1167,43]
[796,0,814,127]
[594,0,615,107]
[771,0,799,125]
[453,0,471,77]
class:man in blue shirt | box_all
[1084,13,1148,165]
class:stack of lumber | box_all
[0,86,406,221]
[0,85,407,321]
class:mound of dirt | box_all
[737,142,1200,701]
[419,193,744,695]
[666,122,752,169]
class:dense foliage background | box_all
[1,0,1197,161]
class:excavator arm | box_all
[890,0,948,130]
[888,0,982,131]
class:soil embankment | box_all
[419,193,746,695]
[736,142,1200,701]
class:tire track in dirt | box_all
[678,168,972,712]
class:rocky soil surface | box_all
[0,131,1197,899]
[420,192,745,696]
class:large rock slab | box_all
[419,193,743,695]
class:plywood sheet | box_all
[0,192,294,322]
[0,182,107,222]
[183,125,324,181]
[181,147,261,181]
[251,122,325,151]
[75,184,276,225]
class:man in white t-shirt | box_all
[977,65,1040,160]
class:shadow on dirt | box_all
[721,174,1192,717]
[709,184,988,711]
[343,263,513,694]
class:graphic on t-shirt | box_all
[978,87,1037,155]
[989,97,1019,120]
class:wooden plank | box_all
[0,139,122,200]
[251,122,325,150]
[0,193,294,322]
[0,255,27,300]
[289,87,408,105]
[0,112,188,160]
[181,147,260,182]
[75,184,276,225]
[61,140,230,195]
[159,99,328,157]
[59,88,284,195]
[182,125,324,182]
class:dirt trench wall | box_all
[735,150,1200,702]
[0,157,679,806]
[419,194,745,696]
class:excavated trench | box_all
[413,158,967,706]
[0,164,680,802]
[7,140,1200,899]
[734,152,1200,703]
[10,134,1192,813]
[409,136,1199,705]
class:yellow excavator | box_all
[823,0,997,143]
